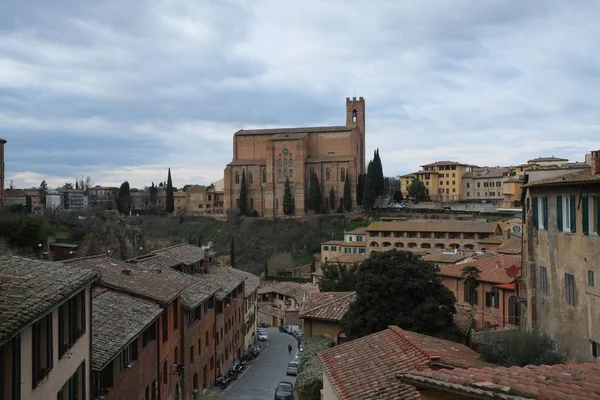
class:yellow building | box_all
[320,228,367,263]
[401,161,473,202]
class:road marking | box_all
[223,365,252,392]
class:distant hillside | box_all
[129,214,368,276]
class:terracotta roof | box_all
[438,254,521,284]
[92,290,162,370]
[496,239,522,255]
[524,168,600,187]
[227,159,267,166]
[503,178,523,183]
[527,156,568,163]
[258,281,305,302]
[299,292,355,322]
[230,268,261,298]
[234,125,352,136]
[423,253,469,264]
[268,132,309,140]
[152,243,207,266]
[65,256,187,304]
[134,254,182,269]
[325,254,367,264]
[463,168,510,179]
[305,155,355,164]
[396,363,600,400]
[346,227,367,235]
[453,305,476,336]
[0,256,98,345]
[322,240,366,248]
[318,325,491,400]
[478,236,505,245]
[195,266,245,301]
[367,220,499,233]
[420,161,473,167]
[4,189,27,197]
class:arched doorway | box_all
[508,295,520,325]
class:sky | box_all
[1,0,600,189]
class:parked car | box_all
[279,324,288,332]
[286,360,299,376]
[286,325,300,335]
[258,332,269,341]
[388,202,406,209]
[293,352,302,362]
[274,381,294,400]
[258,328,267,335]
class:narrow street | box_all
[202,327,299,399]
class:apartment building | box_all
[300,291,355,345]
[184,183,224,215]
[65,256,187,400]
[258,282,314,327]
[461,167,510,201]
[0,256,98,400]
[366,219,502,253]
[522,150,600,362]
[437,254,522,328]
[229,269,261,350]
[91,290,163,400]
[320,228,367,263]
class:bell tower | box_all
[346,97,366,173]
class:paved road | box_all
[202,327,298,399]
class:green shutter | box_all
[532,197,538,229]
[582,196,589,235]
[556,195,563,231]
[543,197,549,229]
[570,195,576,232]
[597,197,600,235]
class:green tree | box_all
[341,250,456,340]
[310,257,316,273]
[329,187,335,212]
[149,182,158,211]
[362,161,376,211]
[372,149,384,196]
[166,168,174,213]
[239,169,248,216]
[264,259,269,278]
[39,180,48,206]
[295,336,333,400]
[283,177,293,215]
[478,330,564,367]
[393,190,404,203]
[318,263,360,291]
[230,236,235,268]
[356,173,364,207]
[461,265,480,305]
[116,181,132,215]
[0,214,47,249]
[309,170,322,213]
[407,177,426,203]
[63,182,73,190]
[343,177,352,212]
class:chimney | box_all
[592,150,600,175]
[202,249,210,274]
[505,227,511,240]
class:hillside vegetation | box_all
[130,214,368,276]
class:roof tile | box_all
[367,220,499,234]
[438,254,521,284]
[299,292,355,322]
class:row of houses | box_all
[0,243,260,400]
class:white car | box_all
[258,332,268,341]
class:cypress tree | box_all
[356,174,364,207]
[283,177,293,215]
[230,236,235,267]
[372,149,384,196]
[117,181,132,215]
[343,177,352,212]
[166,168,174,213]
[309,170,323,213]
[362,161,376,211]
[239,169,248,215]
[329,187,335,212]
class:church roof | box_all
[234,125,353,136]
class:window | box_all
[540,266,548,293]
[323,245,329,250]
[277,169,282,179]
[248,171,253,184]
[262,168,267,183]
[205,331,209,346]
[532,197,548,230]
[289,159,293,168]
[122,339,138,369]
[463,286,477,304]
[59,290,86,358]
[235,172,239,185]
[467,192,470,197]
[162,311,168,343]
[283,169,288,179]
[565,273,575,305]
[190,345,194,363]
[32,314,53,387]
[359,248,365,254]
[92,364,114,398]
[486,287,500,308]
[331,246,337,251]
[173,304,178,331]
[277,159,282,168]
[289,169,294,178]
[325,168,331,182]
[142,322,156,347]
[452,181,455,185]
[341,168,346,183]
[57,361,85,400]
[593,196,600,234]
[589,270,595,287]
[283,159,288,168]
[446,181,449,185]
[593,341,600,359]
[557,195,576,232]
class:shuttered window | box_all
[540,266,548,293]
[565,273,575,306]
[583,196,589,235]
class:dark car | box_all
[279,324,288,332]
[274,381,294,400]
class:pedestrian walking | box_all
[288,344,293,354]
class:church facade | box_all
[224,97,366,217]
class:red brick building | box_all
[91,289,163,400]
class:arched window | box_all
[235,171,240,185]
[284,169,288,178]
[289,159,293,168]
[487,287,500,309]
[352,109,357,123]
[370,242,379,247]
[208,194,212,201]
[283,159,288,168]
[248,171,253,184]
[277,169,282,179]
[289,169,294,178]
[282,147,289,156]
[421,243,431,249]
[340,168,346,182]
[325,168,331,182]
[277,159,282,168]
[262,168,267,183]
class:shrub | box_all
[296,336,333,400]
[478,330,564,367]
[0,214,47,248]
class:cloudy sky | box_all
[2,0,599,189]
